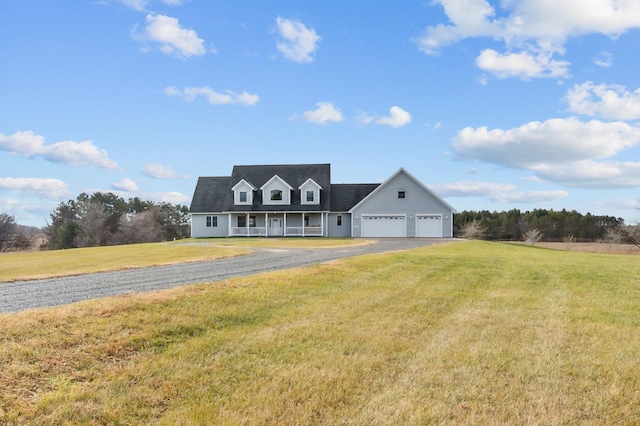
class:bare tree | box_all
[75,201,108,247]
[0,213,17,251]
[524,228,543,245]
[112,207,165,245]
[622,225,640,249]
[604,227,624,248]
[459,219,485,240]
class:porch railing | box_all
[230,226,323,236]
[286,226,323,236]
[231,227,267,236]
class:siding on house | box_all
[350,169,454,238]
[189,165,455,238]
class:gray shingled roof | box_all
[189,176,230,212]
[330,184,380,212]
[190,164,336,213]
[225,164,331,212]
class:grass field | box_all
[0,238,369,282]
[1,240,639,424]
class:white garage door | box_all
[362,215,406,237]
[416,215,442,237]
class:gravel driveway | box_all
[0,239,459,314]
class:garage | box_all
[416,214,443,237]
[361,215,406,237]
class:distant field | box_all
[1,241,639,424]
[531,241,640,255]
[0,238,369,282]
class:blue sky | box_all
[2,0,640,228]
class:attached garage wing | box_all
[416,214,443,237]
[361,215,406,238]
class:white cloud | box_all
[416,0,640,79]
[165,86,259,106]
[149,191,190,204]
[564,82,640,121]
[120,0,188,11]
[120,0,147,11]
[0,177,70,199]
[475,48,569,79]
[432,180,568,204]
[161,0,188,5]
[535,160,640,188]
[593,51,613,68]
[355,111,375,126]
[452,117,640,169]
[299,102,344,124]
[492,190,569,203]
[137,14,205,59]
[452,117,640,188]
[143,162,189,179]
[432,180,517,197]
[112,178,138,192]
[275,17,322,63]
[0,131,119,170]
[376,106,412,128]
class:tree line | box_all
[0,213,41,252]
[44,192,190,249]
[454,209,628,242]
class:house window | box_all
[398,191,406,199]
[206,216,217,227]
[238,216,255,227]
[306,190,314,202]
[337,215,342,227]
[271,189,283,201]
[239,191,247,203]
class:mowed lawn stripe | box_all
[1,241,639,424]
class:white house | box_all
[190,164,456,238]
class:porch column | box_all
[322,212,325,237]
[302,213,306,237]
[246,213,250,236]
[265,213,268,237]
[284,213,287,236]
[228,214,232,237]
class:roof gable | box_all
[231,178,257,191]
[260,174,293,190]
[299,178,322,190]
[349,168,456,213]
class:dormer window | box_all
[261,175,293,205]
[232,179,256,205]
[299,178,322,205]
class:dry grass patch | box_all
[1,241,640,424]
[0,238,371,283]
[0,241,251,282]
[533,241,640,255]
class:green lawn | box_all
[1,241,639,424]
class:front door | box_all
[270,218,283,236]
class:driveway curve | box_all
[0,239,461,313]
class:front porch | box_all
[229,212,326,237]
